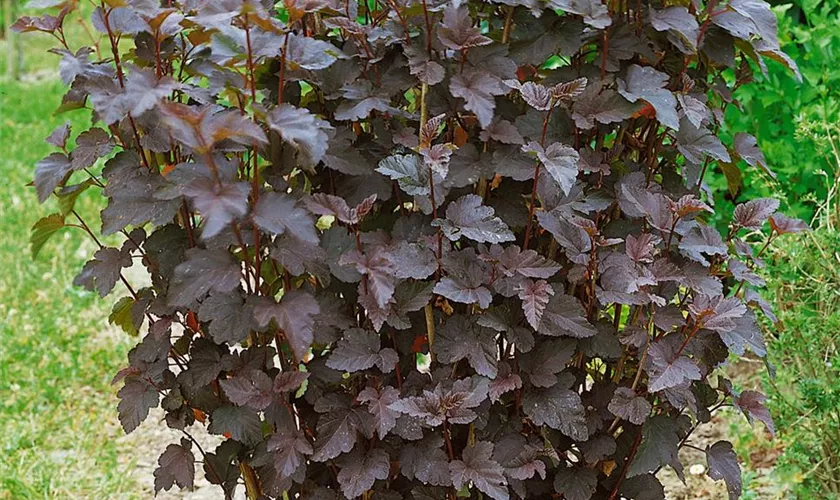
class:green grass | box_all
[0,73,142,498]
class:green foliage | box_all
[719,0,840,221]
[759,217,840,497]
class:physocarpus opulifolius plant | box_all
[16,0,807,498]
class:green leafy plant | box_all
[16,0,806,498]
[716,0,840,222]
[757,201,840,497]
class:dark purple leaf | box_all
[733,132,773,177]
[551,77,589,101]
[220,370,273,410]
[493,434,546,481]
[334,80,395,121]
[267,104,333,166]
[311,404,372,462]
[733,198,779,230]
[489,362,523,402]
[769,213,810,235]
[388,242,437,280]
[679,225,727,266]
[253,191,319,245]
[688,294,747,333]
[553,465,597,500]
[400,436,452,486]
[517,279,555,331]
[358,386,401,439]
[419,113,447,148]
[581,434,617,464]
[421,144,454,178]
[339,248,396,308]
[676,117,731,164]
[437,4,493,50]
[450,68,506,128]
[183,179,250,239]
[271,233,329,280]
[208,405,263,445]
[504,80,554,111]
[745,289,777,323]
[434,276,493,309]
[487,244,562,279]
[522,372,588,440]
[434,194,515,244]
[199,291,259,344]
[34,153,73,203]
[678,93,709,128]
[626,233,660,263]
[618,65,679,130]
[337,448,390,498]
[620,474,666,500]
[650,7,699,53]
[123,67,179,117]
[538,294,598,338]
[480,119,524,144]
[160,104,267,152]
[273,371,310,393]
[408,55,445,86]
[304,193,376,225]
[436,315,499,378]
[537,209,591,263]
[706,440,742,500]
[73,247,132,298]
[449,442,509,500]
[646,339,702,392]
[627,415,683,478]
[573,85,641,130]
[252,290,320,361]
[519,338,576,387]
[46,121,71,149]
[153,440,195,493]
[608,387,652,425]
[93,7,149,34]
[187,339,234,388]
[376,154,429,196]
[168,248,241,307]
[732,390,775,436]
[100,152,180,235]
[286,32,342,71]
[718,310,767,356]
[268,428,313,478]
[12,8,68,33]
[71,127,114,171]
[523,141,580,195]
[117,377,159,433]
[549,0,611,28]
[326,328,398,373]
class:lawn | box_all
[0,74,142,498]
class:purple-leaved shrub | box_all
[17,0,807,498]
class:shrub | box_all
[754,197,840,496]
[17,0,806,498]
[719,0,840,223]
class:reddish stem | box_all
[522,107,553,250]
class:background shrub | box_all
[16,0,806,498]
[717,0,840,222]
[753,177,840,497]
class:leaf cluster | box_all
[18,0,807,498]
